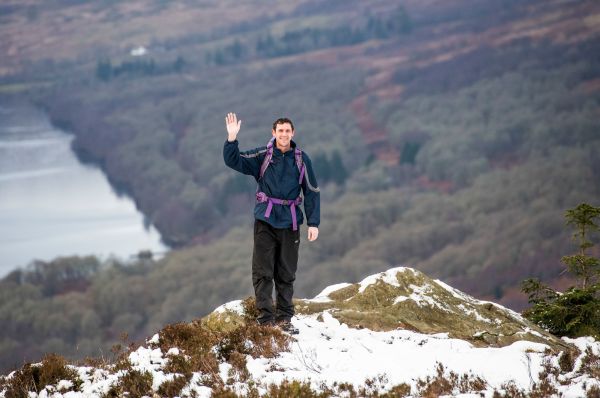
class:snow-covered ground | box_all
[204,306,600,397]
[2,267,599,397]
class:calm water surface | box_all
[0,105,167,276]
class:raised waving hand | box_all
[225,112,241,142]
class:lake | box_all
[0,104,167,277]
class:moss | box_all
[203,309,246,334]
[203,297,263,334]
[295,300,333,315]
[346,280,405,310]
[330,308,402,331]
[328,284,359,301]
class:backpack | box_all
[259,137,305,185]
[256,137,306,231]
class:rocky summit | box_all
[299,267,570,350]
[2,267,600,397]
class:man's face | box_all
[272,122,295,149]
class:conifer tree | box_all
[521,203,600,338]
[562,203,600,289]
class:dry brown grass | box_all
[492,381,527,398]
[152,298,290,395]
[416,362,487,398]
[1,353,81,398]
[265,380,329,397]
[528,357,559,398]
[104,368,153,398]
[587,384,600,398]
[558,349,578,372]
[492,360,561,398]
[580,347,600,379]
[259,378,413,397]
[156,374,189,398]
[157,320,222,389]
[241,295,261,322]
[0,295,294,398]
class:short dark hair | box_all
[272,117,294,131]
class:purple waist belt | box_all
[256,192,303,231]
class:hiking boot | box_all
[277,320,299,335]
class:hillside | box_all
[1,267,599,397]
[3,0,596,304]
[1,0,600,376]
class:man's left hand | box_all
[308,227,319,242]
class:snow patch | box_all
[562,336,599,354]
[166,347,180,356]
[130,46,148,56]
[147,333,159,345]
[479,300,528,323]
[435,278,473,301]
[180,373,212,398]
[358,267,408,293]
[213,299,244,315]
[242,314,557,394]
[129,346,166,374]
[309,282,353,303]
[3,267,599,397]
[393,296,411,304]
[407,283,451,311]
[57,380,73,390]
[519,327,546,339]
[457,304,495,324]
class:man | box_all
[223,112,320,334]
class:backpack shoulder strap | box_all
[259,138,275,179]
[260,139,306,185]
[295,147,305,185]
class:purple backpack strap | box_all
[259,138,305,184]
[295,148,305,184]
[259,138,275,179]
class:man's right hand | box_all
[225,112,241,142]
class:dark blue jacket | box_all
[223,139,320,229]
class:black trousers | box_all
[252,219,300,324]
